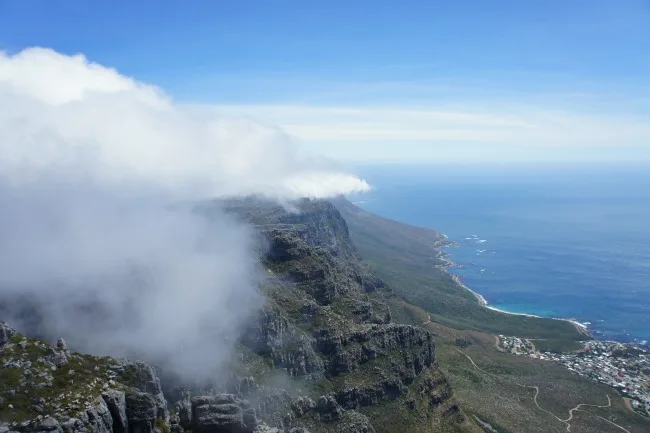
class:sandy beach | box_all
[451,274,487,306]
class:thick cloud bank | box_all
[0,48,370,199]
[0,48,369,379]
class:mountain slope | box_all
[332,197,584,340]
[2,198,474,433]
[332,197,650,433]
[4,197,645,433]
[217,198,473,433]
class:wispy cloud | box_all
[196,103,650,163]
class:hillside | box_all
[331,197,585,340]
[3,197,647,433]
[332,197,650,433]
[1,198,474,433]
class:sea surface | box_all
[351,164,650,344]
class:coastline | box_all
[448,264,591,337]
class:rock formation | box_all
[1,199,466,432]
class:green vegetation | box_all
[0,334,118,422]
[332,198,650,432]
[155,417,171,433]
[333,198,585,340]
[436,337,650,433]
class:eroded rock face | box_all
[2,199,463,433]
[316,324,435,379]
[101,390,127,433]
[0,322,15,347]
[241,309,324,378]
[206,199,460,432]
[80,397,114,433]
[126,391,158,433]
[290,397,315,418]
[334,378,406,410]
[315,396,342,421]
[0,329,171,433]
[187,395,256,433]
[115,361,167,420]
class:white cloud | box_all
[0,47,370,198]
[0,47,369,381]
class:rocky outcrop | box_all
[290,397,315,418]
[114,361,167,420]
[177,395,257,433]
[2,198,464,433]
[334,378,405,410]
[213,199,462,432]
[101,391,127,433]
[125,392,158,433]
[314,396,342,421]
[0,322,15,347]
[316,324,435,378]
[241,309,324,378]
[0,330,170,433]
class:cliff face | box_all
[1,199,466,433]
[216,199,465,432]
[0,321,167,433]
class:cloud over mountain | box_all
[0,47,368,380]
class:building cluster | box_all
[498,335,536,355]
[497,336,650,417]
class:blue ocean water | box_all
[351,164,650,343]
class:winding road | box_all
[454,348,631,432]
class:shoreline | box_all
[449,267,591,337]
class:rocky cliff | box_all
[0,321,167,433]
[1,199,468,433]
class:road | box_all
[454,348,631,433]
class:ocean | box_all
[351,164,650,344]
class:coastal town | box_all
[498,335,650,417]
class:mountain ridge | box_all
[1,198,472,433]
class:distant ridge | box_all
[332,197,585,340]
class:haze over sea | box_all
[353,164,650,344]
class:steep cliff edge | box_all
[1,199,470,433]
[215,198,468,432]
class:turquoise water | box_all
[352,164,650,344]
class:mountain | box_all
[0,198,471,433]
[4,197,647,433]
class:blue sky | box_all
[1,0,649,163]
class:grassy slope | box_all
[332,198,650,432]
[385,296,650,433]
[332,197,584,340]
